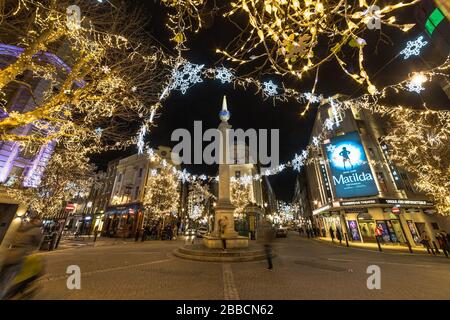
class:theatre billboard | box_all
[325,131,378,198]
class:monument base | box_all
[202,235,249,249]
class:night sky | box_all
[93,1,449,201]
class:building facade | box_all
[103,146,176,238]
[306,103,444,248]
[0,44,68,247]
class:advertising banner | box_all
[325,131,378,198]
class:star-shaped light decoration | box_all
[178,169,191,183]
[400,36,428,60]
[312,136,320,147]
[94,127,103,136]
[263,80,279,97]
[292,153,305,172]
[326,144,336,153]
[169,61,205,94]
[324,118,335,131]
[215,67,234,84]
[406,72,427,93]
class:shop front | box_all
[103,203,144,238]
[313,198,438,247]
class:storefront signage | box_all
[65,203,76,211]
[380,199,433,206]
[319,158,333,201]
[325,131,378,198]
[391,207,401,214]
[340,199,378,206]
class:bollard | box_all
[433,241,440,254]
[376,236,383,252]
[405,240,413,254]
[344,233,350,247]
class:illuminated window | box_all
[425,8,445,36]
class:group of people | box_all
[140,221,178,241]
[420,230,450,257]
[298,226,324,238]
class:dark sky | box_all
[93,0,449,202]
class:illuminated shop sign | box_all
[340,199,378,206]
[319,158,333,201]
[325,131,378,198]
[380,199,434,206]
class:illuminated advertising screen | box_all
[325,131,378,198]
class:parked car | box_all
[196,227,208,238]
[275,227,288,238]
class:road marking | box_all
[222,264,240,300]
[38,258,173,283]
[327,258,353,262]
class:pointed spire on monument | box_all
[219,95,231,122]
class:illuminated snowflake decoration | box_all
[199,175,207,181]
[304,92,321,103]
[101,65,111,74]
[94,127,103,136]
[150,169,157,176]
[312,136,320,147]
[169,62,205,94]
[400,36,428,60]
[161,159,167,167]
[263,80,279,96]
[277,164,286,173]
[326,144,336,153]
[406,73,427,93]
[178,169,191,183]
[292,153,305,172]
[147,148,155,158]
[301,150,309,159]
[324,118,335,131]
[215,67,234,84]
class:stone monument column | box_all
[212,96,238,238]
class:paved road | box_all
[34,234,450,300]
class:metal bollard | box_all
[376,236,383,252]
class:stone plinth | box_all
[174,243,267,262]
[202,235,249,249]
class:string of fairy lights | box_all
[136,53,450,185]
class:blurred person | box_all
[0,215,44,299]
[436,232,449,258]
[259,220,275,270]
[336,228,342,244]
[329,227,335,242]
[420,231,435,255]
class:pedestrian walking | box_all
[420,231,435,255]
[259,220,275,270]
[436,231,449,258]
[329,227,335,242]
[0,215,43,299]
[336,227,342,244]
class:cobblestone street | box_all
[34,234,450,300]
